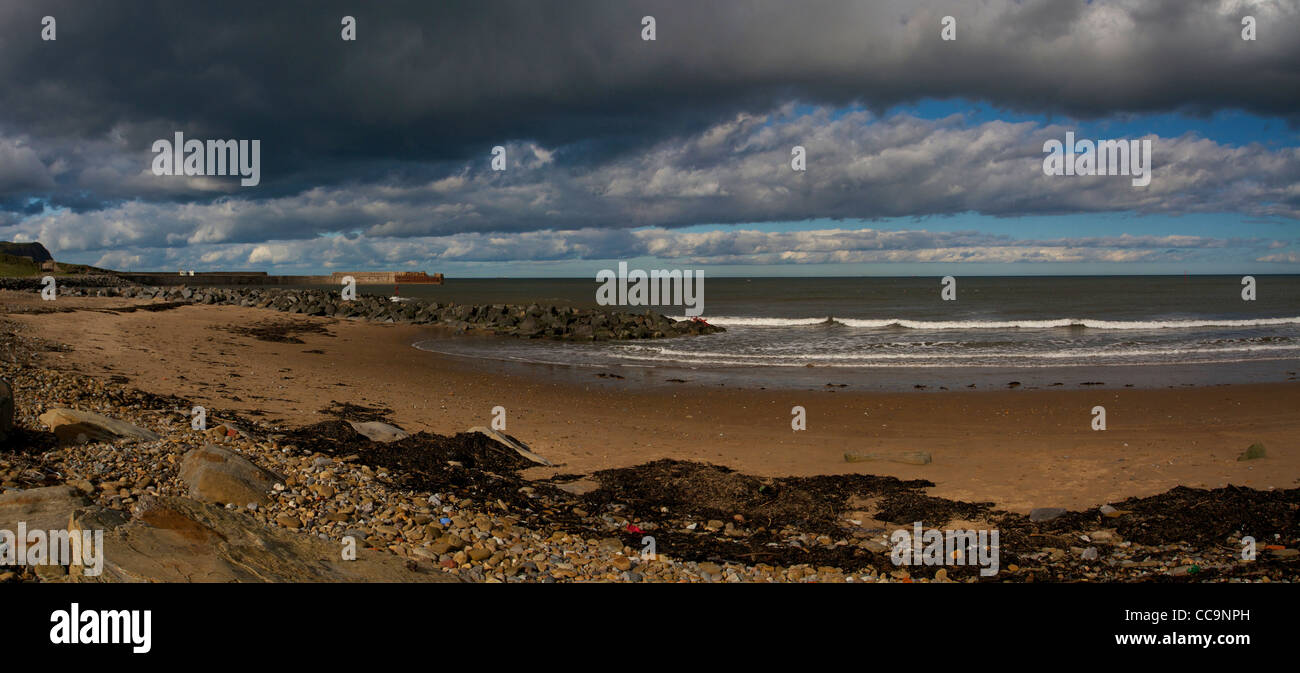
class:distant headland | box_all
[0,240,443,285]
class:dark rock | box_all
[1029,507,1067,522]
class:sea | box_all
[384,276,1300,391]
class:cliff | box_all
[0,241,53,263]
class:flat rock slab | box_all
[38,408,161,446]
[468,426,553,466]
[348,420,410,443]
[1030,507,1068,522]
[68,496,462,583]
[179,444,282,506]
[554,478,601,495]
[0,485,91,534]
[844,450,932,466]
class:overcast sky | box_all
[1,0,1298,276]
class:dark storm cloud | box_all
[2,0,1298,273]
[0,0,1296,207]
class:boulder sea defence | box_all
[12,282,725,342]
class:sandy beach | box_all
[9,289,1296,513]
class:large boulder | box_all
[37,408,160,446]
[179,444,282,506]
[0,485,90,533]
[67,496,462,583]
[0,485,90,575]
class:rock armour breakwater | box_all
[0,275,127,289]
[14,282,724,341]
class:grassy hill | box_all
[0,241,112,277]
[0,253,42,277]
[0,253,109,277]
[0,241,53,263]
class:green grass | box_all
[0,253,40,277]
[0,253,110,277]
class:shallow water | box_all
[403,275,1300,390]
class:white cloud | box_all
[28,224,1288,273]
[6,108,1299,270]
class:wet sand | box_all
[7,290,1298,513]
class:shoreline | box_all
[5,289,1297,513]
[412,334,1300,393]
[2,289,1297,583]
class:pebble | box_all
[1,326,1291,585]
